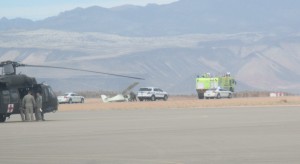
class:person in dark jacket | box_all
[35,92,43,121]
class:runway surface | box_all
[1,106,300,164]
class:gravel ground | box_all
[58,96,300,111]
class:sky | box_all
[0,0,178,20]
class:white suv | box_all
[137,87,168,101]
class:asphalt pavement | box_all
[1,106,300,164]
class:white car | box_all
[137,87,168,101]
[57,92,85,104]
[204,88,233,99]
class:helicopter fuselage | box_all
[0,74,58,122]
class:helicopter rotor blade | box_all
[22,64,145,80]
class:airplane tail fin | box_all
[101,95,108,103]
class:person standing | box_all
[19,101,25,121]
[35,92,43,121]
[22,90,36,121]
[129,91,137,101]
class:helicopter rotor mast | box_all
[0,61,145,80]
[0,61,25,75]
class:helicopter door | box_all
[0,90,10,114]
[9,89,20,114]
[0,89,20,115]
[40,85,58,113]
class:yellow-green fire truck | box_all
[196,73,236,99]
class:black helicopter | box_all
[0,60,144,122]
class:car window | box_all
[139,88,151,91]
[154,88,159,91]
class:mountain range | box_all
[0,0,300,94]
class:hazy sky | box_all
[0,0,178,20]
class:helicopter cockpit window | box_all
[2,90,10,103]
[10,90,19,103]
[43,88,49,102]
[48,87,55,98]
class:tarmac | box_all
[1,105,300,164]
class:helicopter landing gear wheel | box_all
[0,115,6,122]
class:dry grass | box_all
[58,96,300,111]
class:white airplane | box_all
[101,82,139,103]
[101,94,128,103]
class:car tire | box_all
[151,95,156,101]
[139,98,143,101]
[163,95,168,101]
[81,98,84,103]
[217,94,221,99]
[69,99,72,104]
[228,93,232,99]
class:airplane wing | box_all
[121,82,139,95]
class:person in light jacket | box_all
[22,90,36,121]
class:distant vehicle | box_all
[196,72,236,99]
[57,92,84,104]
[137,87,168,101]
[204,88,233,99]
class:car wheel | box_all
[139,98,143,101]
[151,95,156,101]
[69,99,72,104]
[81,98,84,103]
[217,94,221,99]
[163,95,168,101]
[228,93,232,99]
